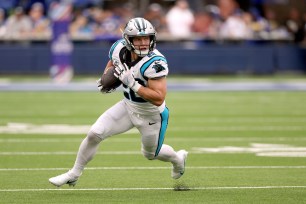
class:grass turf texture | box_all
[0,91,306,203]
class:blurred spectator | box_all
[0,8,6,37]
[166,0,194,38]
[218,0,238,20]
[245,8,267,39]
[73,0,103,8]
[29,2,51,38]
[116,3,135,23]
[70,12,93,38]
[92,8,123,40]
[144,3,168,34]
[286,7,305,43]
[192,9,218,38]
[219,14,254,39]
[0,0,303,42]
[241,11,262,38]
[217,0,253,39]
[258,7,290,40]
[5,6,32,39]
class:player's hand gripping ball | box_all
[97,65,122,93]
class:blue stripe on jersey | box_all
[140,56,167,78]
[109,39,125,60]
[155,106,169,157]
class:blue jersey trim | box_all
[140,56,167,79]
[109,39,125,60]
[155,106,169,157]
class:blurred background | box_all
[0,0,305,82]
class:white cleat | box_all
[172,150,188,179]
[49,171,79,187]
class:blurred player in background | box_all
[49,17,188,187]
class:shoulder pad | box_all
[108,39,126,61]
[140,56,168,79]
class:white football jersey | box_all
[109,39,169,114]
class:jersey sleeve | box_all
[141,56,169,79]
[108,39,125,62]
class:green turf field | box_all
[0,91,306,203]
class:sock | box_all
[70,131,102,177]
[155,144,179,164]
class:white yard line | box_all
[1,150,306,157]
[0,123,305,134]
[1,137,306,143]
[0,186,306,192]
[1,166,306,171]
[170,126,306,131]
[0,151,141,155]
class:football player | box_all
[49,17,188,187]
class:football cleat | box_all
[49,170,79,187]
[171,150,188,179]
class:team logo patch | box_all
[152,62,165,73]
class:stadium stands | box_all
[0,0,305,75]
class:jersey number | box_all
[123,78,147,103]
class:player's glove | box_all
[96,78,114,94]
[96,78,103,92]
[114,63,141,92]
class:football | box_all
[100,65,122,93]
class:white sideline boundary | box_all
[1,186,306,192]
[1,166,306,171]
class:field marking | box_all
[170,126,306,131]
[0,151,141,155]
[1,137,306,143]
[2,148,306,157]
[1,166,306,171]
[193,143,306,157]
[1,186,306,192]
[1,123,306,134]
[181,118,306,123]
[1,150,306,157]
[3,142,306,157]
[0,123,138,135]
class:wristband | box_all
[131,81,141,92]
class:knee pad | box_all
[141,147,155,160]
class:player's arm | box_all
[136,77,166,106]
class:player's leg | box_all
[49,100,133,187]
[70,100,134,175]
[137,107,188,179]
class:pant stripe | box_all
[154,107,169,157]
